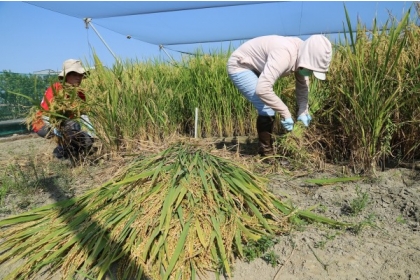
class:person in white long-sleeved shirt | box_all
[227,34,332,156]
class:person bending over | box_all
[227,35,332,156]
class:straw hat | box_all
[58,59,86,78]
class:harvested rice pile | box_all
[0,143,344,279]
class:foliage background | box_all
[0,72,56,121]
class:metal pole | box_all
[84,18,119,63]
[159,45,177,64]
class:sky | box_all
[0,1,417,74]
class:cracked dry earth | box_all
[208,167,420,280]
[1,134,419,280]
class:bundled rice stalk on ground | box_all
[0,142,347,280]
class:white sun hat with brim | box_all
[58,59,86,78]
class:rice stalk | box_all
[0,142,348,280]
[315,6,416,173]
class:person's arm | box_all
[295,72,310,116]
[40,85,56,111]
[33,86,53,132]
[255,49,292,119]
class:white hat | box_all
[58,59,86,78]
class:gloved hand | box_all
[41,116,51,126]
[53,128,63,138]
[297,113,312,127]
[81,115,96,137]
[281,117,294,131]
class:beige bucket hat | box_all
[58,59,86,78]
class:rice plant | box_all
[316,6,419,173]
[393,23,420,161]
[0,142,348,280]
[21,78,91,137]
[83,51,255,152]
[349,186,370,216]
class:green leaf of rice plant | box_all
[162,219,191,280]
[210,216,232,277]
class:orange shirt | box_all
[32,82,86,132]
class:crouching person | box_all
[32,59,95,159]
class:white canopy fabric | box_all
[28,1,416,46]
[29,1,272,19]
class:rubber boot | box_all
[256,115,275,156]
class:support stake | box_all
[194,107,199,138]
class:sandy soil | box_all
[208,168,420,280]
[0,134,419,280]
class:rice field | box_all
[0,7,419,280]
[76,9,419,173]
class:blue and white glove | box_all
[297,114,312,127]
[281,117,294,132]
[41,116,60,138]
[41,116,51,126]
[81,115,96,137]
[53,128,63,138]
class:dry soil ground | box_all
[0,134,419,280]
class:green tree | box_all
[0,71,56,120]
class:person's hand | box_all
[281,118,294,131]
[53,128,63,138]
[297,114,312,127]
[81,115,94,129]
[81,115,96,137]
[41,116,51,126]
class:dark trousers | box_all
[37,120,93,158]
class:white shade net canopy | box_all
[28,1,416,46]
